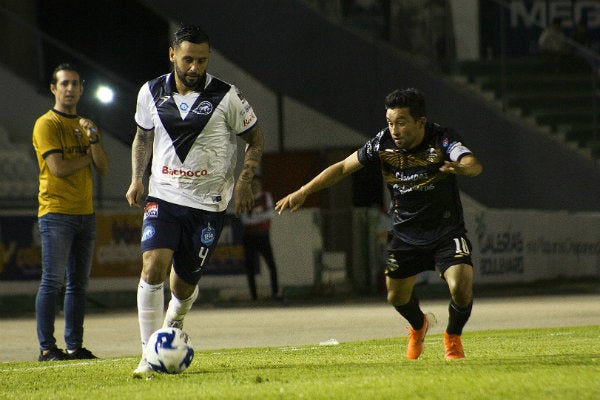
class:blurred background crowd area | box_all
[0,0,598,211]
[0,0,598,298]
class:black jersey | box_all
[357,122,474,246]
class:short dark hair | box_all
[51,63,80,85]
[384,88,426,120]
[172,23,210,48]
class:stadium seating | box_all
[0,124,39,206]
[451,57,599,158]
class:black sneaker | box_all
[67,347,98,360]
[38,348,68,362]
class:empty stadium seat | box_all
[452,58,598,155]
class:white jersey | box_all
[135,73,258,211]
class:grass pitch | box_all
[1,326,598,400]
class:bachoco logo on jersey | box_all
[162,166,208,177]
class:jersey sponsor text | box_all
[162,166,209,177]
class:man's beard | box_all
[174,65,204,91]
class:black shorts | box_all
[385,233,474,280]
[141,196,226,285]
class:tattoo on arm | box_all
[239,163,257,183]
[239,125,264,182]
[132,128,154,180]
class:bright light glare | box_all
[95,85,115,104]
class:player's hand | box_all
[440,155,482,177]
[275,188,307,214]
[234,181,254,217]
[439,161,464,175]
[126,180,145,208]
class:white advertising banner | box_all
[465,210,600,284]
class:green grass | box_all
[1,326,598,399]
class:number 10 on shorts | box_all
[453,237,471,257]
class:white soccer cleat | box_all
[132,357,155,379]
[163,318,184,330]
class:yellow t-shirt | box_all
[32,109,94,217]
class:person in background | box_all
[125,23,264,377]
[32,63,110,361]
[241,175,282,301]
[538,17,570,70]
[276,88,482,360]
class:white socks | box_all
[164,285,199,328]
[137,278,199,353]
[137,278,164,350]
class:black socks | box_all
[394,295,424,330]
[447,300,473,335]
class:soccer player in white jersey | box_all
[125,24,264,377]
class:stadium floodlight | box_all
[95,85,115,104]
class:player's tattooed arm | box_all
[131,127,155,180]
[125,126,154,208]
[234,124,264,215]
[239,125,264,182]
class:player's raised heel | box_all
[406,312,437,360]
[444,331,465,360]
[132,357,155,378]
[163,319,184,330]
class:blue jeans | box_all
[36,213,96,351]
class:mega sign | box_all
[481,0,600,56]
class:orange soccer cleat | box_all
[444,331,465,360]
[406,312,436,360]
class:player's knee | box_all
[140,262,169,284]
[452,295,472,309]
[449,284,472,307]
[445,265,473,304]
[386,275,416,306]
[386,288,411,306]
[141,269,166,285]
[141,250,172,284]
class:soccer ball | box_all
[145,327,194,374]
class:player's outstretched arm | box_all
[274,187,309,213]
[275,152,363,214]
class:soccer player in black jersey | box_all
[275,88,482,360]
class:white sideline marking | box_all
[0,357,129,371]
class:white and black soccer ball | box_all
[145,327,194,374]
